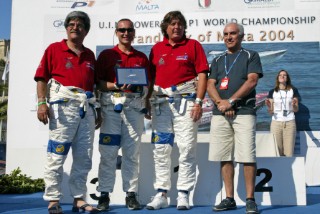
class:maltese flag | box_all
[198,0,211,8]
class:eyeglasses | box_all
[67,22,85,29]
[117,28,134,33]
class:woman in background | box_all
[266,69,300,157]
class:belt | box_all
[112,92,141,98]
[156,93,194,98]
[70,88,83,94]
[156,95,169,98]
[52,80,85,94]
[53,80,61,85]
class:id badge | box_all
[220,77,229,90]
[283,110,288,116]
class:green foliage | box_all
[0,59,5,67]
[0,167,45,194]
[0,99,7,120]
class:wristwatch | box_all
[228,98,235,106]
[195,98,203,105]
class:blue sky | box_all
[0,0,12,39]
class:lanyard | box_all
[224,49,242,77]
[280,90,287,110]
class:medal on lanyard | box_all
[219,49,242,90]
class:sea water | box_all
[97,42,320,131]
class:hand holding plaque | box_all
[115,67,148,86]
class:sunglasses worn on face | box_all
[117,28,134,33]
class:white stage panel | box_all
[219,157,306,206]
[300,131,320,186]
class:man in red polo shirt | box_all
[95,18,150,211]
[34,11,100,214]
[146,11,209,210]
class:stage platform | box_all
[0,186,319,214]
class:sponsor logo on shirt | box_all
[86,62,94,70]
[152,134,160,143]
[103,136,112,143]
[158,57,165,65]
[56,145,65,154]
[176,55,188,61]
[65,58,73,69]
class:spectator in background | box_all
[265,69,299,157]
[34,11,100,214]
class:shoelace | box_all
[177,195,187,200]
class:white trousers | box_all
[97,94,144,193]
[43,99,95,201]
[151,98,198,192]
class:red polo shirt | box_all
[34,39,96,92]
[96,45,150,83]
[149,37,209,88]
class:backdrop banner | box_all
[6,0,320,204]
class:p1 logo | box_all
[71,1,95,8]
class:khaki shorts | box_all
[208,115,256,163]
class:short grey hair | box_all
[237,24,244,36]
[64,11,91,32]
[225,22,244,36]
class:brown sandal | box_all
[72,199,98,213]
[48,204,63,214]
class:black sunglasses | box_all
[117,28,134,33]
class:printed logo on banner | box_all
[243,0,281,9]
[51,18,67,33]
[198,0,212,9]
[244,0,274,3]
[53,19,64,28]
[136,0,160,13]
[50,0,96,9]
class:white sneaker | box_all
[177,192,190,210]
[146,192,169,210]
